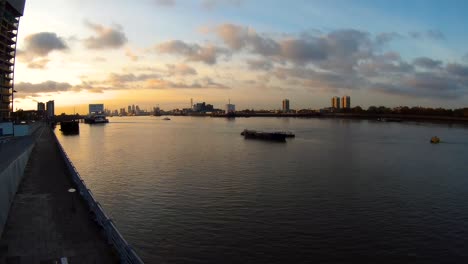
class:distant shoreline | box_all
[204,113,468,124]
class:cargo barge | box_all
[241,129,295,142]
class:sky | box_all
[12,0,468,114]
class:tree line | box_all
[347,106,468,117]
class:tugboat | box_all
[241,129,295,142]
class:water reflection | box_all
[56,116,468,263]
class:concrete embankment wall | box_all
[0,137,35,237]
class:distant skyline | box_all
[13,0,468,114]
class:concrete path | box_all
[0,127,118,263]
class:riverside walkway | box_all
[0,126,118,263]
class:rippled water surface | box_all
[56,116,468,263]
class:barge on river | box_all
[60,120,79,134]
[241,129,295,142]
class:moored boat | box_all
[84,114,109,124]
[60,120,79,135]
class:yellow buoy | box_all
[430,136,440,144]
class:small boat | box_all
[241,129,294,142]
[378,117,402,122]
[430,136,440,144]
[163,117,171,120]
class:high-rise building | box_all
[46,100,54,118]
[37,102,45,111]
[0,0,25,119]
[331,96,341,109]
[282,99,290,112]
[341,96,351,109]
[135,105,140,115]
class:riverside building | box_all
[46,100,54,118]
[341,96,351,109]
[37,102,45,111]
[282,99,290,112]
[89,104,104,114]
[0,0,25,120]
[331,96,341,109]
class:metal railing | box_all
[51,130,144,264]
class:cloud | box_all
[446,63,468,77]
[166,64,197,76]
[376,73,464,99]
[153,0,243,9]
[212,24,372,70]
[94,56,107,62]
[155,0,176,6]
[357,53,414,77]
[272,67,317,80]
[14,81,73,98]
[83,21,128,49]
[199,77,229,89]
[409,30,445,40]
[212,23,280,56]
[413,57,442,69]
[26,58,50,69]
[246,58,273,70]
[144,77,229,90]
[17,32,68,68]
[279,38,327,63]
[18,32,68,57]
[106,72,161,87]
[374,32,402,46]
[100,71,227,90]
[155,40,228,64]
[462,53,468,63]
[73,82,109,93]
[16,81,110,97]
[207,24,468,99]
[20,24,462,102]
[201,0,243,9]
[125,48,139,61]
[426,30,445,40]
[215,23,249,50]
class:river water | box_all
[56,116,468,263]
